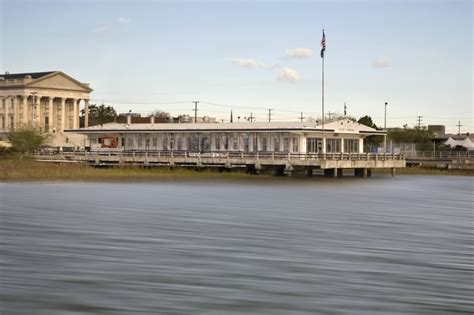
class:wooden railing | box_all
[34,150,405,162]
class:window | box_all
[283,137,289,153]
[326,138,341,153]
[292,137,299,152]
[215,134,221,150]
[262,137,268,151]
[273,135,280,151]
[344,139,359,153]
[306,138,321,153]
[233,135,239,151]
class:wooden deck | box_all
[34,151,406,174]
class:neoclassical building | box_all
[0,71,92,136]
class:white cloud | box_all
[285,48,314,59]
[117,17,131,24]
[228,58,276,69]
[373,57,391,68]
[93,24,111,33]
[278,67,300,83]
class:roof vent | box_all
[5,71,9,75]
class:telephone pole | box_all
[192,101,199,123]
[299,112,305,122]
[268,108,272,122]
[246,112,255,122]
[457,120,463,135]
[416,116,423,130]
[327,111,333,121]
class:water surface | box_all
[1,176,473,314]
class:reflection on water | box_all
[1,176,473,314]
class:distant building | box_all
[0,71,92,137]
[428,125,446,138]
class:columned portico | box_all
[0,71,93,136]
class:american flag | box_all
[320,30,326,58]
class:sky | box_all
[1,0,472,133]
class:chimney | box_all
[150,116,155,125]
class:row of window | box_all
[306,138,359,153]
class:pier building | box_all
[57,118,405,176]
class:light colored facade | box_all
[0,71,92,136]
[69,119,385,154]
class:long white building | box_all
[68,118,385,155]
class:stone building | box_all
[0,71,92,139]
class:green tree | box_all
[358,115,382,150]
[8,127,51,155]
[357,115,378,129]
[151,110,171,122]
[388,126,434,150]
[80,104,117,127]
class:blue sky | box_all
[1,0,472,132]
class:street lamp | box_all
[384,102,388,153]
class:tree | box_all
[388,126,434,150]
[80,104,117,127]
[357,115,378,129]
[8,127,51,154]
[150,110,171,123]
[358,115,382,150]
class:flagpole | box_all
[321,29,325,155]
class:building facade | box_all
[0,71,92,136]
[69,119,385,154]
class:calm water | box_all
[0,176,473,314]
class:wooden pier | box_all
[34,151,405,177]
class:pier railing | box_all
[404,151,472,159]
[34,150,404,162]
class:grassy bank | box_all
[372,166,474,176]
[0,159,257,182]
[1,159,472,182]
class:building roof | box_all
[0,71,56,79]
[67,119,385,135]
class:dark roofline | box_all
[1,71,57,80]
[65,127,338,133]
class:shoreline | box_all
[0,159,472,182]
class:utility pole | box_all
[246,112,255,122]
[192,101,199,123]
[457,120,462,135]
[299,112,305,122]
[416,116,423,130]
[327,111,333,121]
[268,108,272,122]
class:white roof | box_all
[67,119,383,134]
[445,137,474,149]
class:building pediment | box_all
[26,72,93,92]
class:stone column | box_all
[36,96,42,129]
[48,97,54,132]
[4,97,9,130]
[22,96,28,126]
[84,99,89,127]
[61,98,66,132]
[72,99,78,129]
[12,96,18,131]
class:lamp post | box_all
[384,102,388,153]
